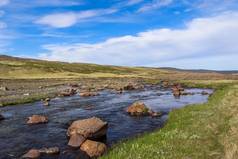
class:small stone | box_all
[27,115,48,124]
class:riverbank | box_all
[102,81,238,159]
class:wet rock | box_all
[22,149,40,159]
[0,86,8,91]
[80,140,107,158]
[68,134,86,148]
[38,147,60,155]
[148,110,162,117]
[79,92,99,97]
[126,102,149,116]
[27,115,48,125]
[43,101,49,106]
[161,80,170,88]
[59,89,77,97]
[123,83,135,90]
[67,117,108,139]
[44,98,50,102]
[201,91,209,95]
[171,84,184,97]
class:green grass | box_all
[102,83,238,159]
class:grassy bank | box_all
[102,83,238,159]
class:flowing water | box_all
[0,85,213,159]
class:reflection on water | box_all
[0,85,212,159]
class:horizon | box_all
[0,0,238,70]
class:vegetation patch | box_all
[102,83,238,159]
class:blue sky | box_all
[0,0,238,70]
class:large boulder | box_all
[27,115,48,125]
[67,117,108,139]
[80,140,107,158]
[22,149,40,159]
[126,102,149,116]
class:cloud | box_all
[127,0,144,6]
[35,9,118,28]
[138,0,173,12]
[0,0,9,6]
[38,12,238,70]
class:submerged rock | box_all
[22,149,40,159]
[38,147,60,155]
[27,115,48,125]
[80,140,107,158]
[67,117,108,139]
[126,102,149,116]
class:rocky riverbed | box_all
[0,82,212,159]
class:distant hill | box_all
[0,55,237,80]
[159,67,238,74]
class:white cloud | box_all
[0,0,9,6]
[39,12,238,70]
[35,9,118,28]
[138,0,173,12]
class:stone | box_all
[68,134,86,148]
[0,86,8,91]
[22,149,40,159]
[38,147,60,155]
[80,140,107,158]
[67,117,108,139]
[59,89,77,97]
[27,115,48,124]
[79,92,99,97]
[123,83,135,90]
[126,102,149,116]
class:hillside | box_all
[0,55,237,80]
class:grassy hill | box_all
[0,55,237,80]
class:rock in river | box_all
[126,102,150,116]
[38,147,60,155]
[80,140,107,158]
[22,149,40,159]
[27,115,48,125]
[68,134,86,148]
[67,117,108,147]
[79,92,99,97]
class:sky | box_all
[0,0,238,70]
